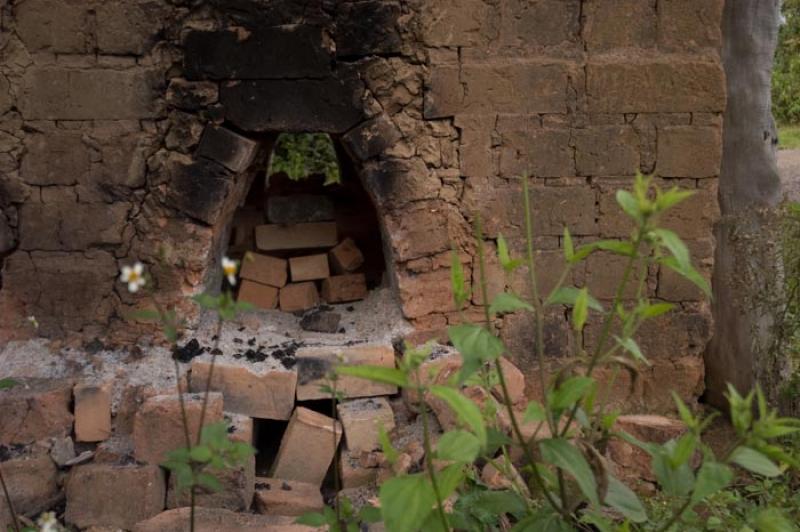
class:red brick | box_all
[239,252,288,288]
[279,282,319,312]
[573,126,641,176]
[255,222,338,251]
[321,273,368,303]
[296,344,397,401]
[0,454,59,530]
[289,254,330,282]
[608,415,687,482]
[238,279,279,310]
[272,407,343,486]
[253,478,324,516]
[0,378,73,445]
[656,126,722,177]
[133,507,322,532]
[337,397,395,452]
[74,381,112,442]
[167,456,255,512]
[329,238,365,273]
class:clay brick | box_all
[398,267,462,319]
[240,253,288,288]
[657,239,713,301]
[255,222,338,251]
[133,393,224,464]
[608,415,687,482]
[266,195,335,225]
[424,66,464,119]
[402,351,462,409]
[493,357,527,407]
[253,478,324,516]
[238,280,279,310]
[15,0,88,53]
[340,449,380,488]
[279,282,320,312]
[656,126,722,177]
[342,114,402,161]
[321,273,368,303]
[585,251,649,300]
[18,202,131,251]
[573,126,641,176]
[95,1,166,55]
[0,378,73,445]
[197,125,260,172]
[658,0,723,52]
[189,357,297,420]
[133,507,322,532]
[296,344,398,401]
[529,184,597,236]
[290,254,330,282]
[74,382,112,442]
[0,454,59,530]
[384,202,452,261]
[329,238,365,273]
[659,180,719,239]
[226,412,255,445]
[497,124,574,178]
[167,455,255,511]
[272,407,343,486]
[587,60,725,113]
[337,397,395,452]
[21,132,89,185]
[20,68,160,120]
[584,0,657,50]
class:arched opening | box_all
[224,132,389,327]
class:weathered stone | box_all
[0,213,14,254]
[657,239,713,301]
[296,344,397,400]
[658,0,724,51]
[189,357,297,420]
[497,124,574,178]
[656,126,722,177]
[361,158,442,208]
[321,273,368,303]
[421,0,496,47]
[0,454,59,530]
[165,158,233,225]
[65,464,165,530]
[342,114,402,161]
[21,132,89,186]
[608,415,688,482]
[256,222,338,251]
[133,393,224,464]
[253,478,324,516]
[184,27,330,80]
[497,0,581,48]
[336,1,401,56]
[299,309,342,333]
[197,125,260,172]
[74,381,112,442]
[18,203,131,250]
[166,79,219,111]
[266,195,335,225]
[398,268,461,319]
[165,113,205,153]
[20,68,161,120]
[337,397,395,452]
[49,435,77,466]
[15,0,88,53]
[0,378,73,445]
[272,407,343,486]
[584,0,657,50]
[96,1,167,55]
[133,507,322,532]
[167,455,255,511]
[573,126,641,176]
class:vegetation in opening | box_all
[778,125,800,150]
[269,133,341,185]
[773,0,800,127]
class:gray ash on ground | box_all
[173,338,205,363]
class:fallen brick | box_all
[255,222,338,251]
[608,415,688,483]
[272,407,342,486]
[329,238,365,273]
[296,344,398,400]
[133,507,324,532]
[189,357,297,420]
[340,449,379,489]
[279,282,320,312]
[337,397,396,452]
[74,381,112,442]
[253,477,324,516]
[238,279,279,310]
[167,454,255,511]
[65,463,166,530]
[239,253,288,288]
[0,454,59,530]
[321,273,368,303]
[0,378,73,445]
[289,254,330,282]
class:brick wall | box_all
[0,0,725,410]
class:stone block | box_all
[0,454,59,530]
[296,344,397,401]
[184,27,330,80]
[225,412,255,445]
[300,310,342,333]
[656,126,722,177]
[336,2,401,56]
[15,0,88,53]
[197,125,260,172]
[657,239,713,302]
[65,464,165,530]
[290,254,330,282]
[221,77,363,133]
[657,0,723,51]
[587,60,725,113]
[402,350,461,409]
[96,1,166,55]
[18,202,131,251]
[166,158,233,225]
[421,0,495,47]
[266,195,335,225]
[272,407,343,486]
[659,180,719,239]
[167,455,255,511]
[573,126,641,176]
[384,202,452,261]
[340,449,379,488]
[498,0,581,48]
[342,114,402,161]
[20,68,161,120]
[254,478,324,516]
[0,378,73,445]
[493,357,527,407]
[608,415,687,482]
[21,132,89,185]
[238,280,279,309]
[321,273,368,303]
[189,357,297,420]
[256,222,338,251]
[279,282,320,312]
[133,393,224,464]
[529,184,597,236]
[584,0,657,50]
[337,397,395,452]
[74,381,112,442]
[424,66,463,119]
[398,268,461,319]
[133,507,323,532]
[497,124,574,178]
[240,253,288,288]
[166,79,219,111]
[329,238,365,273]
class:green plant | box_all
[301,174,800,531]
[774,0,800,125]
[269,132,341,185]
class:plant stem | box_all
[197,316,224,444]
[419,380,451,531]
[0,465,20,532]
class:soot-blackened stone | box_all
[173,338,204,363]
[183,26,331,81]
[341,113,402,161]
[166,159,232,225]
[299,309,341,333]
[196,125,259,173]
[266,194,335,224]
[336,1,402,57]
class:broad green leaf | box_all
[295,512,329,527]
[652,442,695,496]
[379,425,399,465]
[563,227,575,262]
[549,376,594,411]
[359,505,382,524]
[605,475,647,523]
[594,239,636,257]
[190,445,213,463]
[200,422,229,447]
[656,187,695,212]
[450,250,469,308]
[497,233,523,272]
[196,472,222,492]
[447,324,505,383]
[513,510,573,532]
[436,430,481,463]
[546,286,604,311]
[639,302,676,319]
[0,377,18,390]
[572,287,589,331]
[131,309,161,321]
[653,228,690,270]
[661,256,711,297]
[430,385,487,447]
[691,461,733,503]
[669,433,697,468]
[437,463,466,498]
[752,508,795,532]
[523,400,546,423]
[539,438,599,505]
[472,490,527,519]
[379,474,436,532]
[615,336,650,364]
[616,190,640,220]
[336,365,408,387]
[730,447,782,477]
[489,292,534,315]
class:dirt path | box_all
[779,149,800,202]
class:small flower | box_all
[120,262,146,293]
[27,315,39,329]
[222,256,238,286]
[37,511,60,532]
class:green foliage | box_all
[773,0,800,125]
[0,378,18,390]
[269,133,341,185]
[778,125,800,150]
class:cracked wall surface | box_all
[0,0,725,412]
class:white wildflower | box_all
[37,511,60,532]
[120,262,146,293]
[222,256,239,286]
[27,315,39,329]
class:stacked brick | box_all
[232,192,370,312]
